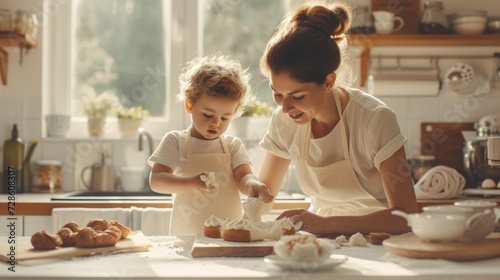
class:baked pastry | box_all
[109,220,132,239]
[203,215,229,238]
[31,230,63,250]
[75,226,122,248]
[62,221,81,233]
[221,218,295,242]
[367,232,391,245]
[86,219,108,231]
[57,227,78,247]
[273,235,339,262]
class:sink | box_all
[51,191,172,201]
[51,191,306,201]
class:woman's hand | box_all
[248,182,274,203]
[277,209,326,235]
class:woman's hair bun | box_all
[292,2,352,39]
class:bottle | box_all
[412,155,436,182]
[2,124,24,194]
[419,1,449,34]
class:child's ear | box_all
[185,99,193,113]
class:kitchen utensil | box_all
[383,232,500,261]
[80,153,115,192]
[0,231,150,265]
[445,62,474,91]
[391,207,488,242]
[191,233,275,258]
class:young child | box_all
[148,53,273,236]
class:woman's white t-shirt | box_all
[148,128,253,174]
[259,88,407,200]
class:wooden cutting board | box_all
[383,232,500,261]
[420,122,475,184]
[191,233,274,258]
[0,231,151,265]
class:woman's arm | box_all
[277,147,417,236]
[149,163,209,194]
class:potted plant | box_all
[115,105,150,137]
[80,88,119,137]
[231,96,274,138]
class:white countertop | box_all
[1,235,500,279]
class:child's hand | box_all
[248,183,274,203]
[196,171,218,193]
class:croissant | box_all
[86,219,108,231]
[31,230,63,250]
[62,221,81,233]
[57,227,78,247]
[108,220,132,239]
[75,226,122,248]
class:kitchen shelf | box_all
[0,31,37,86]
[349,34,500,86]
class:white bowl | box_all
[453,16,487,25]
[392,209,470,242]
[453,22,486,35]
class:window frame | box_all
[44,0,201,139]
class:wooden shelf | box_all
[0,31,37,86]
[349,34,500,86]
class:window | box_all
[72,0,168,117]
[46,0,297,138]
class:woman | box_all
[258,1,418,236]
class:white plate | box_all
[462,188,500,197]
[264,254,347,271]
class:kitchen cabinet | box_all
[349,34,500,86]
[0,31,37,86]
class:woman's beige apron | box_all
[295,92,388,216]
[169,135,243,236]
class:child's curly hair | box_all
[177,53,252,118]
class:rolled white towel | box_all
[414,165,465,199]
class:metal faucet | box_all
[138,127,154,191]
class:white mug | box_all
[120,166,145,192]
[372,11,404,34]
[45,114,70,138]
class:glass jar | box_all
[14,9,30,35]
[419,1,449,34]
[412,155,436,182]
[33,160,62,193]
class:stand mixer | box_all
[488,137,500,168]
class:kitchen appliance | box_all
[463,114,500,186]
[80,153,115,191]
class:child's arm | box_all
[149,162,212,194]
[233,164,274,203]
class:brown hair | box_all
[260,1,353,86]
[178,53,252,117]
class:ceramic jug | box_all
[80,153,115,191]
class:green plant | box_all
[242,97,274,117]
[115,105,150,120]
[80,89,119,118]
